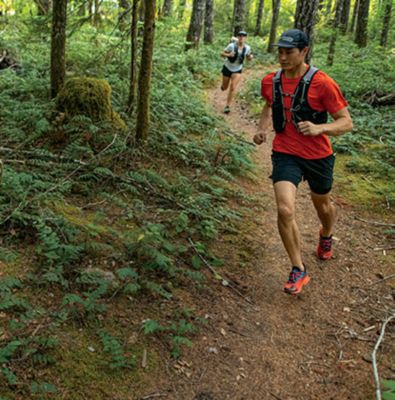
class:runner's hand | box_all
[253,132,267,145]
[297,121,323,136]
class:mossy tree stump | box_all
[56,77,126,130]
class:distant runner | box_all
[220,31,253,114]
[253,29,353,295]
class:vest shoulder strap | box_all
[273,69,282,82]
[301,66,319,84]
[241,46,247,58]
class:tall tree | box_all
[294,0,319,63]
[136,0,156,141]
[380,0,392,47]
[93,0,101,25]
[354,0,369,47]
[185,0,206,50]
[339,0,350,33]
[128,0,140,113]
[233,0,246,35]
[162,0,173,16]
[204,0,214,43]
[35,0,51,15]
[50,0,67,98]
[267,0,280,52]
[350,0,359,33]
[254,0,265,36]
[138,0,145,35]
[327,0,344,65]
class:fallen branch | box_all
[140,393,168,400]
[372,313,395,400]
[371,274,395,285]
[355,217,395,228]
[188,238,254,305]
[0,146,87,165]
[269,392,284,400]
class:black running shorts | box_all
[221,65,242,77]
[271,151,335,195]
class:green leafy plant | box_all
[383,380,395,400]
[98,330,135,370]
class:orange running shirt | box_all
[261,69,348,160]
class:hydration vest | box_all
[272,66,328,133]
[228,43,247,64]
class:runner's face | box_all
[278,47,308,70]
[238,35,246,45]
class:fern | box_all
[98,330,135,370]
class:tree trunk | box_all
[35,0,51,15]
[162,0,173,16]
[178,0,187,19]
[136,0,156,142]
[354,0,369,47]
[233,0,246,35]
[185,0,206,50]
[93,0,101,26]
[204,0,214,43]
[294,0,319,63]
[327,0,344,66]
[88,0,93,21]
[380,0,392,46]
[138,0,145,35]
[50,0,67,98]
[267,0,280,53]
[350,0,359,33]
[254,0,264,36]
[118,0,131,31]
[339,0,350,33]
[128,0,140,113]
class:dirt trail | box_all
[142,69,394,400]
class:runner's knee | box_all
[277,203,295,221]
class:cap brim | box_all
[274,41,298,48]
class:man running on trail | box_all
[253,29,353,295]
[221,31,253,114]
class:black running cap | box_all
[275,29,309,48]
[237,31,248,37]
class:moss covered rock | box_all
[56,77,126,130]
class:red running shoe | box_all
[283,266,310,295]
[317,229,333,260]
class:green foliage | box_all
[142,318,197,359]
[31,381,57,394]
[98,330,135,371]
[383,380,395,400]
[0,340,22,384]
[62,282,108,320]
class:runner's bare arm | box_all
[221,50,235,58]
[297,107,353,137]
[254,102,272,145]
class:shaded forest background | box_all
[0,0,394,399]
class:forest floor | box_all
[134,67,395,400]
